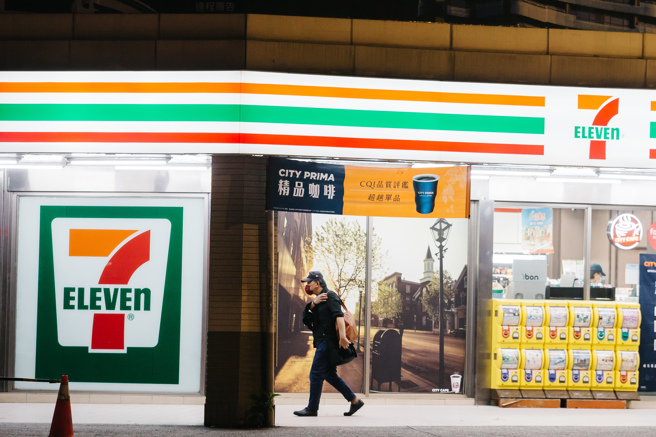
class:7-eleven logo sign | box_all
[574,95,620,160]
[36,205,183,384]
[52,219,170,353]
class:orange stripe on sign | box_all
[651,102,656,111]
[578,95,613,110]
[494,208,522,213]
[0,82,242,93]
[69,229,138,257]
[242,83,545,106]
[0,81,544,106]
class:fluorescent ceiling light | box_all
[599,174,656,181]
[493,253,547,264]
[0,159,18,167]
[536,177,621,184]
[20,155,64,164]
[411,163,457,168]
[68,159,169,166]
[116,165,209,171]
[551,167,597,177]
[169,155,211,164]
[471,170,550,177]
[14,164,65,169]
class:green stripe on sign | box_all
[651,122,656,138]
[0,103,544,134]
[0,104,241,122]
[241,105,545,134]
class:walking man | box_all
[293,270,364,417]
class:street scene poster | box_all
[271,159,470,394]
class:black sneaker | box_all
[344,399,364,416]
[293,408,318,417]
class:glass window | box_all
[275,213,367,394]
[592,208,650,302]
[493,206,585,300]
[275,213,469,395]
[372,217,468,393]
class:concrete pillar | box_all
[204,155,274,428]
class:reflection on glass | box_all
[525,307,544,326]
[571,350,591,370]
[597,308,616,328]
[621,308,640,329]
[573,307,592,327]
[500,349,520,369]
[595,350,615,371]
[501,306,521,326]
[547,350,567,370]
[549,307,568,327]
[524,350,543,370]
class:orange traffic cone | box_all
[49,375,74,437]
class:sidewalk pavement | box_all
[3,397,656,429]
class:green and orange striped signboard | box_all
[1,70,655,168]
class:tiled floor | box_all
[1,395,656,428]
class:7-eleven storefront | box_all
[1,71,656,419]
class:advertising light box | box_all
[4,71,656,169]
[14,196,205,392]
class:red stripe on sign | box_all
[0,132,241,143]
[99,231,150,285]
[91,313,125,350]
[651,149,656,159]
[0,131,544,155]
[239,134,545,155]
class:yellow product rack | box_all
[491,299,521,345]
[491,348,521,390]
[615,349,639,391]
[568,302,593,348]
[616,302,641,349]
[591,349,616,390]
[543,349,568,389]
[520,348,544,389]
[520,302,545,346]
[544,301,569,346]
[592,302,617,347]
[567,349,592,389]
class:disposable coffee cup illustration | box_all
[412,174,440,214]
[450,373,462,393]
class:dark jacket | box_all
[302,290,344,348]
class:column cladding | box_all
[205,155,274,427]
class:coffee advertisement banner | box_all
[267,158,470,218]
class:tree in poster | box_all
[421,270,454,330]
[304,218,387,301]
[371,282,402,321]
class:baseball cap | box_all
[301,271,323,282]
[590,263,606,276]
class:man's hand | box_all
[312,293,327,305]
[336,316,350,349]
[339,335,350,349]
